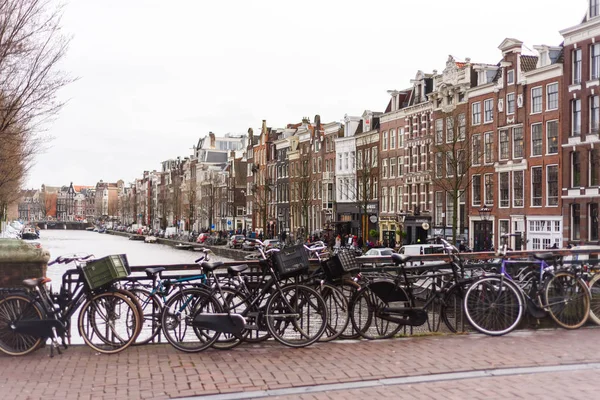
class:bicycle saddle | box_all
[227,264,249,275]
[391,253,412,265]
[145,267,166,277]
[22,277,52,289]
[201,261,223,272]
[533,253,556,262]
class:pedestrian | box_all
[335,235,341,249]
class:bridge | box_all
[34,221,93,230]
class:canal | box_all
[40,229,232,283]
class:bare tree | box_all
[356,146,376,242]
[0,0,73,226]
[185,179,197,231]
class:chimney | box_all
[209,132,216,148]
[261,120,267,134]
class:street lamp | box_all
[478,204,492,221]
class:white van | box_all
[398,244,446,267]
[564,245,600,265]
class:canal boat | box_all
[175,243,193,250]
[144,236,158,244]
[129,234,145,241]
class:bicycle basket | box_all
[272,245,309,278]
[81,254,130,290]
[324,249,360,281]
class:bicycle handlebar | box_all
[304,244,327,253]
[48,254,93,266]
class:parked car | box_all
[228,235,246,249]
[196,233,210,244]
[263,239,281,250]
[357,247,395,267]
[242,239,257,251]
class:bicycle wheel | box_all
[212,287,248,350]
[463,276,524,336]
[78,291,141,354]
[336,280,360,339]
[113,288,144,341]
[587,273,600,325]
[441,282,472,333]
[129,288,163,345]
[314,283,350,342]
[0,294,45,356]
[265,284,327,348]
[543,272,590,329]
[349,287,402,340]
[161,288,222,353]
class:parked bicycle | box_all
[0,254,142,356]
[463,235,591,336]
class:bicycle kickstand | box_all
[49,327,62,357]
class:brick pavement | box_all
[1,328,599,400]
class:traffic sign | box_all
[227,220,232,225]
[211,224,215,229]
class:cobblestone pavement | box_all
[1,328,599,400]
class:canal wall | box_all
[107,231,247,261]
[0,239,50,287]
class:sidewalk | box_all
[1,328,599,400]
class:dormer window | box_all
[591,0,599,18]
[507,70,515,85]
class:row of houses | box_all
[14,1,600,250]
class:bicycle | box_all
[348,238,470,340]
[160,238,328,352]
[0,254,142,356]
[463,236,591,336]
[125,248,212,345]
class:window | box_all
[532,167,542,207]
[572,99,581,135]
[389,187,395,212]
[446,192,454,225]
[572,204,581,241]
[458,113,466,140]
[338,154,342,171]
[472,175,482,206]
[592,0,600,18]
[513,126,523,158]
[499,172,509,207]
[547,83,558,110]
[484,132,493,163]
[547,165,558,206]
[484,173,494,205]
[472,102,481,125]
[446,117,454,142]
[398,128,404,148]
[531,87,542,113]
[398,156,404,176]
[591,95,600,133]
[382,158,388,178]
[531,124,542,156]
[390,129,396,149]
[499,130,510,160]
[344,152,348,170]
[591,149,599,186]
[472,134,481,165]
[390,157,396,178]
[573,49,582,84]
[435,191,444,225]
[446,151,454,177]
[484,99,494,123]
[593,43,600,80]
[507,93,515,114]
[397,186,403,212]
[371,147,377,167]
[572,152,581,187]
[513,171,524,207]
[435,119,443,144]
[507,69,514,85]
[547,120,559,154]
[499,220,510,242]
[350,152,355,170]
[382,187,388,212]
[383,131,388,151]
[357,150,363,169]
[435,153,443,178]
[591,203,599,241]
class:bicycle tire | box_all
[336,280,361,339]
[0,294,45,356]
[112,288,144,340]
[78,291,141,354]
[463,276,524,336]
[129,288,163,345]
[543,272,590,329]
[587,272,600,325]
[349,286,402,340]
[265,284,327,348]
[313,283,350,342]
[440,282,472,333]
[161,288,222,353]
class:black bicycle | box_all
[0,254,142,356]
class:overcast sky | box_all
[26,0,583,189]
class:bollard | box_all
[0,239,50,288]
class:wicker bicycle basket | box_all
[272,245,309,278]
[81,254,130,290]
